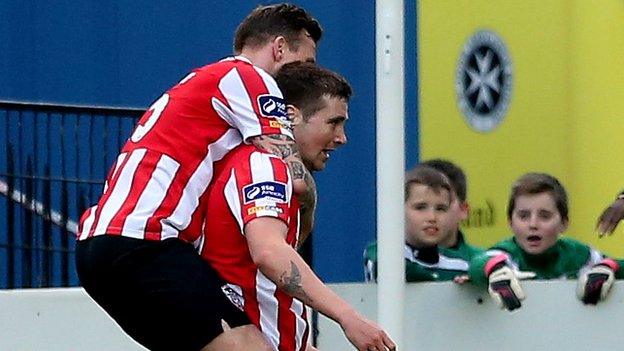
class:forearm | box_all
[250,134,307,194]
[255,241,355,323]
[468,253,494,287]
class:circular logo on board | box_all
[456,30,512,132]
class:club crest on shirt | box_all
[243,181,287,204]
[257,95,287,119]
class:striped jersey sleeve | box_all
[76,57,292,243]
[200,144,306,351]
[213,57,293,142]
[222,151,293,233]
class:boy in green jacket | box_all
[364,166,480,282]
[469,173,624,311]
[421,159,482,259]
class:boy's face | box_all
[441,196,468,243]
[510,192,568,255]
[293,95,348,172]
[404,184,451,248]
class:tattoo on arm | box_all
[251,134,306,182]
[298,171,317,212]
[251,135,315,234]
[289,160,306,181]
[279,261,313,303]
[251,134,296,156]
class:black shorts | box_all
[75,235,250,351]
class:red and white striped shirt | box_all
[77,56,292,242]
[199,145,309,351]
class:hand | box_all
[339,310,396,351]
[453,274,470,284]
[596,197,624,236]
[488,265,536,311]
[577,264,615,305]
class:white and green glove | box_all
[577,259,618,305]
[488,264,536,311]
[485,255,536,311]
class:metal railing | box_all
[0,100,316,290]
[0,101,142,288]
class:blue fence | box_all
[0,101,320,288]
[0,101,141,288]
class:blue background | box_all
[0,1,418,282]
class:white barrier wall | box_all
[2,283,624,350]
[0,288,146,351]
[317,282,624,350]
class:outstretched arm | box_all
[245,217,395,351]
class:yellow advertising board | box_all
[418,0,624,255]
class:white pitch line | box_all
[0,178,78,234]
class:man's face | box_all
[279,30,317,68]
[293,95,348,172]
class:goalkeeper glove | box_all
[577,259,618,305]
[485,255,535,311]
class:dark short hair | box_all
[420,159,467,202]
[507,172,569,222]
[274,61,352,119]
[234,3,322,53]
[405,166,452,202]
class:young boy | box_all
[364,166,475,282]
[469,172,624,311]
[421,159,482,259]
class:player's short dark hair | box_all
[405,166,452,204]
[234,3,322,53]
[420,159,467,202]
[274,61,352,119]
[507,172,569,222]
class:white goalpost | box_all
[375,0,405,349]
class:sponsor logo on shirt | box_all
[257,95,287,119]
[243,181,287,204]
[247,205,284,215]
[269,120,289,129]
